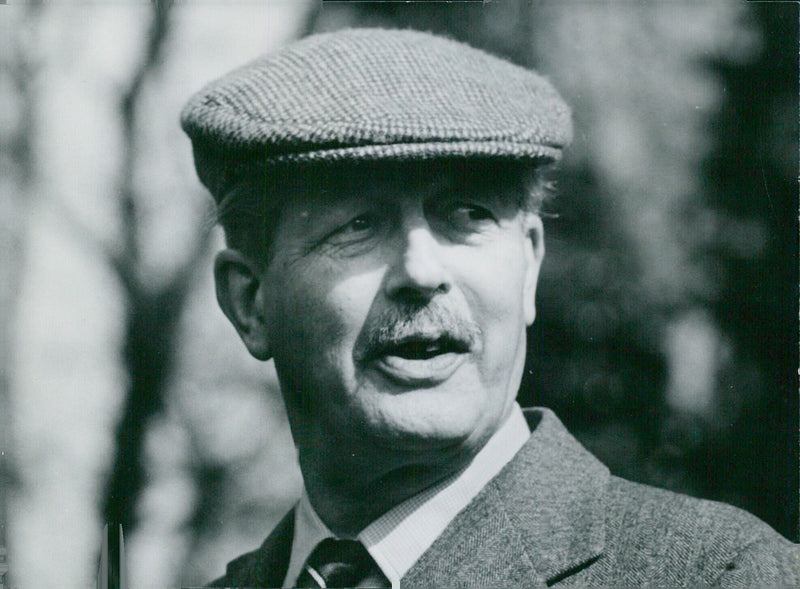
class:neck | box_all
[292,401,519,536]
[299,443,474,537]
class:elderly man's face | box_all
[257,164,543,466]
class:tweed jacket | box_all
[210,408,799,587]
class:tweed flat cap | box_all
[181,28,572,202]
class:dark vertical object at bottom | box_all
[97,524,126,589]
[0,545,8,589]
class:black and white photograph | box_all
[1,1,798,587]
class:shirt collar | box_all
[283,403,531,588]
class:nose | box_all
[384,224,452,302]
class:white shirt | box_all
[283,403,531,588]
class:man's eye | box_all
[447,204,496,229]
[342,215,374,233]
[326,214,378,243]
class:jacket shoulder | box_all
[207,511,295,588]
[597,476,799,586]
[208,548,267,587]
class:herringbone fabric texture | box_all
[180,28,572,202]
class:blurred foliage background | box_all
[1,1,796,587]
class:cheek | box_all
[454,238,530,377]
[270,275,360,424]
[461,238,529,324]
[272,266,379,376]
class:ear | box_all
[214,249,272,360]
[522,214,545,326]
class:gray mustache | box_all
[356,302,482,361]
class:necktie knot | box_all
[296,538,389,588]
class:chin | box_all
[358,384,500,453]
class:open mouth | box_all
[382,336,469,360]
[366,334,471,386]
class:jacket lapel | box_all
[402,408,609,587]
[216,510,295,587]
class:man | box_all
[181,29,798,588]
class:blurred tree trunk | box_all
[699,2,799,541]
[99,0,212,534]
[0,2,44,585]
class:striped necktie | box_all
[295,538,390,588]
